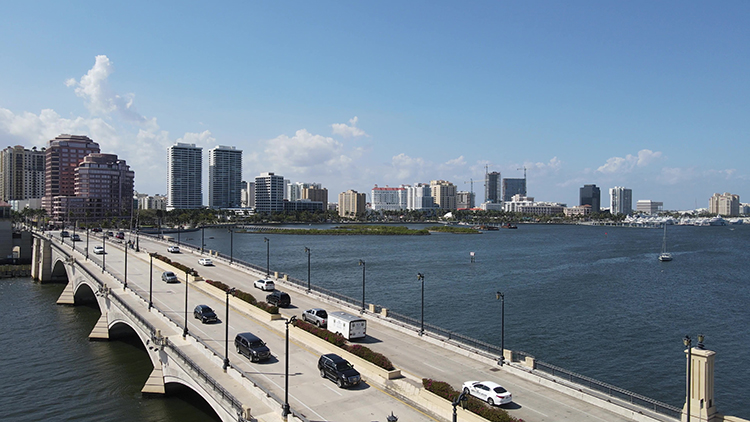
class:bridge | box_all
[27,229,729,422]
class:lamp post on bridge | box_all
[201,226,205,254]
[101,227,106,273]
[359,259,366,313]
[682,334,706,422]
[149,253,155,310]
[264,237,270,277]
[183,268,190,339]
[304,247,311,292]
[496,291,505,366]
[417,273,425,336]
[223,287,236,371]
[229,227,234,264]
[451,391,468,422]
[283,315,297,417]
[123,238,128,290]
[85,227,89,260]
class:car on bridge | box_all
[253,279,275,291]
[266,291,291,307]
[93,245,104,254]
[60,230,69,238]
[115,232,125,239]
[167,246,180,253]
[318,353,360,388]
[462,381,512,406]
[161,271,178,283]
[91,227,102,233]
[234,332,271,362]
[193,305,218,323]
[302,308,328,327]
[198,258,213,266]
[71,234,81,241]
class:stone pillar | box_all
[682,347,717,422]
[32,237,52,282]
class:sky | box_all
[1,1,748,211]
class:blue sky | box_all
[1,1,748,210]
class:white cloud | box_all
[67,55,148,124]
[659,167,697,185]
[331,116,367,138]
[597,149,662,174]
[391,153,426,180]
[260,129,348,172]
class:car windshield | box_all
[249,340,265,348]
[493,386,507,394]
[165,272,174,276]
[336,361,353,371]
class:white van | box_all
[328,311,367,340]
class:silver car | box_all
[161,271,178,283]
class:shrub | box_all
[294,319,346,347]
[205,280,278,314]
[422,378,522,422]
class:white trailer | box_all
[328,311,367,340]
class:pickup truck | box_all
[302,308,328,327]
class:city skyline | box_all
[1,2,749,210]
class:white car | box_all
[93,245,105,254]
[462,381,512,406]
[253,279,275,291]
[167,246,180,253]
[198,258,213,266]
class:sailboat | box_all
[658,224,673,262]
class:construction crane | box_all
[464,178,475,208]
[517,166,527,179]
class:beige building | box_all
[709,192,739,216]
[338,190,366,218]
[303,187,328,206]
[430,180,457,210]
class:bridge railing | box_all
[131,231,683,420]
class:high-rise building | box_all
[241,181,255,208]
[502,178,527,203]
[405,183,435,210]
[609,186,633,215]
[457,191,475,209]
[70,153,135,220]
[485,171,501,203]
[0,145,45,202]
[371,186,407,211]
[338,190,366,218]
[302,186,328,206]
[43,134,100,216]
[254,172,285,213]
[579,184,601,213]
[288,182,322,202]
[709,192,740,216]
[430,180,457,210]
[208,145,242,209]
[167,143,203,210]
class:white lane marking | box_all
[423,362,445,372]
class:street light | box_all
[417,273,425,336]
[451,391,468,422]
[229,227,234,264]
[124,238,128,290]
[85,227,89,260]
[102,228,106,273]
[264,237,270,277]
[496,291,505,366]
[682,334,705,422]
[304,247,311,292]
[223,287,236,371]
[183,268,190,339]
[201,226,205,254]
[149,253,154,310]
[283,315,297,417]
[359,260,366,313]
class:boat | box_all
[658,224,672,262]
[500,223,518,229]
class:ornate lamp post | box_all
[451,391,468,422]
[229,227,234,264]
[283,315,297,417]
[183,268,190,338]
[304,247,311,292]
[496,291,505,366]
[101,228,106,273]
[201,226,205,254]
[148,253,155,310]
[682,334,705,422]
[223,287,236,371]
[359,260,366,313]
[85,227,89,260]
[264,237,270,277]
[417,273,425,336]
[123,239,128,290]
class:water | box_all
[0,278,220,422]
[191,223,750,418]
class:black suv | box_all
[193,305,218,324]
[318,353,361,388]
[234,332,271,362]
[266,291,291,307]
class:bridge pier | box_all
[89,314,110,340]
[142,366,166,394]
[31,237,52,282]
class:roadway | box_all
[64,230,648,422]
